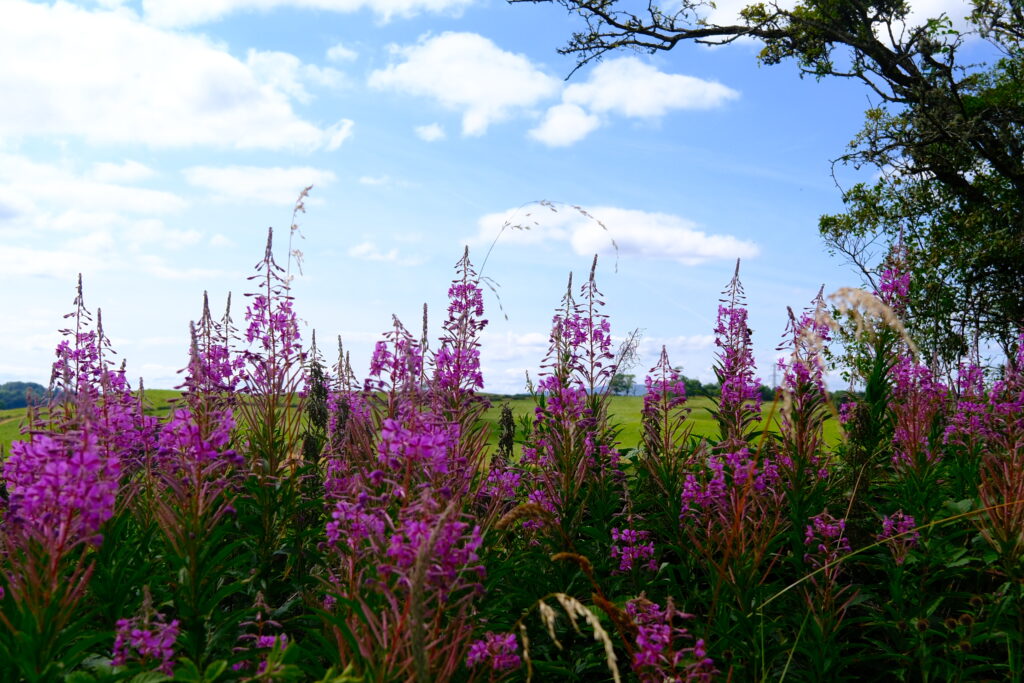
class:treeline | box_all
[609,372,776,401]
[610,373,863,404]
[0,382,47,410]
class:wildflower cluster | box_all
[4,431,119,550]
[466,631,521,672]
[626,598,716,682]
[878,511,919,565]
[112,591,181,676]
[712,261,762,446]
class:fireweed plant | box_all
[3,217,1024,681]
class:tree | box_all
[609,372,636,395]
[510,0,1024,369]
[0,381,48,409]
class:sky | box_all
[0,0,979,394]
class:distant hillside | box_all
[0,382,47,409]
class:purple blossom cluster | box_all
[181,293,244,400]
[4,430,119,550]
[679,448,779,519]
[890,356,948,469]
[381,512,484,594]
[611,526,657,573]
[878,511,919,565]
[365,321,425,393]
[874,255,911,315]
[377,415,458,475]
[157,408,241,469]
[778,301,832,398]
[231,596,289,674]
[945,336,1024,453]
[466,631,520,672]
[112,611,181,675]
[626,598,716,682]
[434,249,488,395]
[713,263,762,447]
[804,512,851,571]
[641,346,692,457]
[642,354,688,420]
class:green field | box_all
[0,390,181,457]
[479,394,842,452]
[1,390,842,457]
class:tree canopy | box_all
[0,381,47,410]
[511,0,1024,369]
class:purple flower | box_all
[157,408,241,469]
[112,612,180,675]
[713,262,762,447]
[878,511,919,565]
[434,249,488,395]
[466,631,520,672]
[4,430,119,550]
[804,512,851,571]
[626,598,716,682]
[890,356,948,470]
[611,526,657,573]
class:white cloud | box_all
[135,254,228,280]
[472,205,759,266]
[325,120,356,150]
[635,334,716,359]
[183,165,338,205]
[123,219,204,250]
[564,57,739,118]
[358,175,391,186]
[415,123,446,142]
[246,49,345,104]
[0,2,351,151]
[326,43,359,62]
[529,104,601,147]
[0,154,185,215]
[0,244,108,279]
[348,241,424,266]
[369,32,560,136]
[88,160,157,184]
[210,233,235,247]
[142,0,475,27]
[480,331,550,362]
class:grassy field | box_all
[1,390,842,457]
[479,394,843,452]
[0,389,181,457]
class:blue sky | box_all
[0,0,975,393]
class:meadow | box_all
[0,232,1020,682]
[2,395,841,462]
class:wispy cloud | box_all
[183,165,337,205]
[348,241,424,266]
[0,154,185,215]
[414,123,446,141]
[472,205,759,266]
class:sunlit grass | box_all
[2,390,842,456]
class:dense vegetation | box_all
[0,382,47,410]
[0,231,1022,681]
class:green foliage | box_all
[608,373,634,396]
[0,381,47,410]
